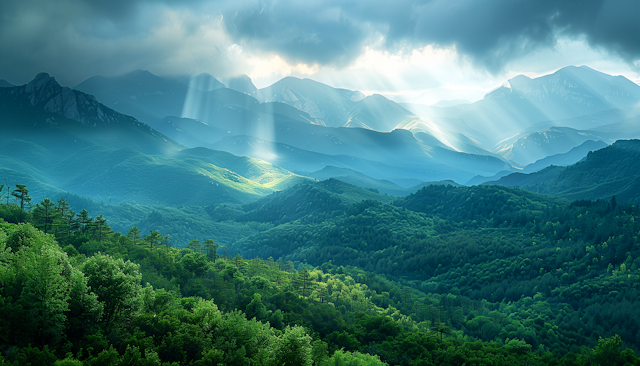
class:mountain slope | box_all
[522,140,608,173]
[487,139,640,204]
[0,73,308,206]
[497,127,610,165]
[408,66,640,147]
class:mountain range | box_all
[0,73,307,206]
[2,65,640,209]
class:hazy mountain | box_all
[153,116,232,149]
[496,127,610,165]
[260,76,425,132]
[144,87,512,183]
[466,170,514,186]
[308,166,408,195]
[406,66,640,147]
[522,140,608,173]
[0,73,307,205]
[467,139,608,185]
[486,139,640,204]
[221,74,264,102]
[73,70,196,127]
[0,80,14,87]
[343,94,419,131]
[525,107,640,133]
[75,70,270,128]
[592,115,640,138]
[260,76,365,127]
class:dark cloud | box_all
[1,0,639,86]
[223,0,640,72]
[223,1,368,67]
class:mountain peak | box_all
[14,72,133,125]
[25,72,58,93]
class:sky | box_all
[1,0,639,105]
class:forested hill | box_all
[1,199,639,365]
[227,182,640,356]
[487,139,640,204]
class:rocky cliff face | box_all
[7,72,130,125]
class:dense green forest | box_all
[1,182,639,365]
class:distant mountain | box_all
[0,80,14,88]
[260,77,423,131]
[486,139,640,204]
[260,77,365,127]
[524,107,640,133]
[522,140,608,173]
[153,116,231,149]
[146,87,512,183]
[208,122,511,183]
[308,166,408,195]
[496,127,610,165]
[73,70,196,127]
[0,73,307,206]
[75,70,271,128]
[221,74,264,102]
[466,139,608,185]
[408,66,640,147]
[466,170,514,186]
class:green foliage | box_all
[2,182,640,365]
[82,254,142,330]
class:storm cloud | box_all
[1,0,639,85]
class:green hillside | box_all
[488,139,640,203]
[1,200,638,365]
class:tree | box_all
[127,226,141,246]
[434,321,451,341]
[271,326,313,366]
[82,254,142,330]
[145,230,162,252]
[204,239,218,262]
[94,214,107,242]
[188,238,201,254]
[245,293,268,321]
[77,209,92,234]
[32,198,58,235]
[13,225,73,345]
[11,184,31,210]
[296,268,314,297]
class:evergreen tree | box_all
[188,238,201,253]
[77,209,92,234]
[11,184,31,210]
[127,226,141,246]
[204,239,218,262]
[32,198,57,235]
[94,214,107,242]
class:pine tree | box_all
[32,198,57,235]
[204,239,218,262]
[127,226,141,246]
[77,209,92,235]
[94,215,107,242]
[11,184,31,210]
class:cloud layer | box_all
[1,0,638,86]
